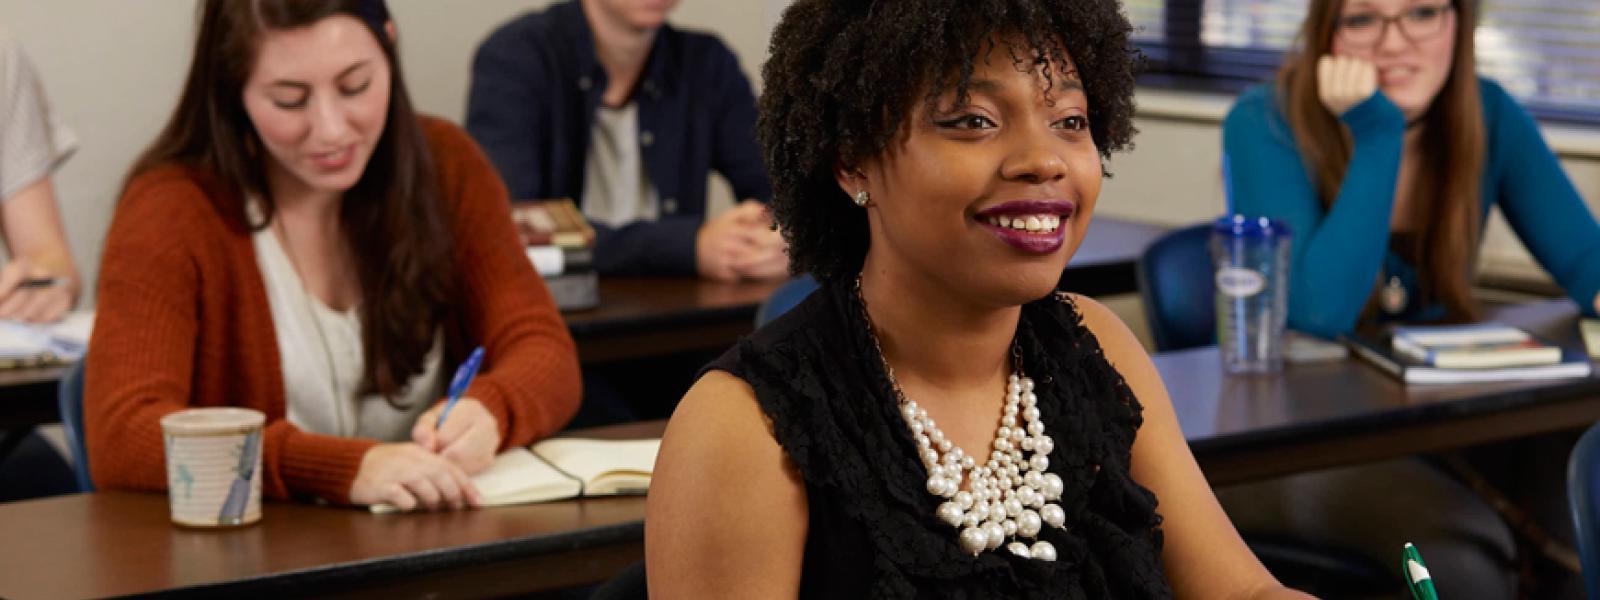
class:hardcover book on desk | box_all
[1344,322,1592,384]
[512,199,599,311]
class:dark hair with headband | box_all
[129,0,457,403]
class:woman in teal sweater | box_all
[1223,0,1600,339]
[1218,0,1600,595]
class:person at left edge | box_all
[85,0,581,512]
[0,31,80,324]
[466,0,786,281]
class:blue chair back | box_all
[1136,223,1216,352]
[1569,420,1600,599]
[57,360,92,492]
[755,275,820,328]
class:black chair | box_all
[58,360,92,492]
[755,275,819,328]
[1568,420,1600,599]
[1136,222,1217,352]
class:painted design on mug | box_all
[176,464,194,500]
[218,431,262,524]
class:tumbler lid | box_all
[1213,214,1291,239]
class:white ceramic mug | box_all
[160,407,266,527]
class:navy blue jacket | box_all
[467,1,772,275]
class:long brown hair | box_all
[1278,0,1484,322]
[130,0,457,401]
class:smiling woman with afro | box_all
[645,2,1308,598]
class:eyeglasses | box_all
[1336,2,1454,48]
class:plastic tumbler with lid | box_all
[1211,215,1291,374]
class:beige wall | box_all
[0,0,771,305]
[2,0,1597,311]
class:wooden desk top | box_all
[0,421,665,599]
[1159,299,1600,484]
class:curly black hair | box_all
[759,0,1140,285]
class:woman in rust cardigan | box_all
[85,0,581,511]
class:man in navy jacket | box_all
[468,0,784,280]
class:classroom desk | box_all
[565,216,1168,364]
[1162,299,1600,486]
[4,300,1594,597]
[0,420,663,600]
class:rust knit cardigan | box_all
[85,117,582,504]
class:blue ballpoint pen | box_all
[436,346,485,429]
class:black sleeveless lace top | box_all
[704,283,1171,598]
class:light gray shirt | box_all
[580,102,659,228]
[0,32,76,201]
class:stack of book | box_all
[512,199,599,311]
[1345,322,1592,384]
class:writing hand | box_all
[413,398,502,475]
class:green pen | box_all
[1402,542,1439,600]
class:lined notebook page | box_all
[532,438,660,495]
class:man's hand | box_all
[697,201,789,281]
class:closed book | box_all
[525,245,595,278]
[511,199,596,249]
[371,437,659,513]
[515,200,599,312]
[1344,330,1591,385]
[1390,323,1561,369]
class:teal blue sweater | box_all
[1223,78,1600,338]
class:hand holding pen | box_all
[0,258,73,323]
[413,347,501,475]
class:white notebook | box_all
[0,310,94,366]
[372,437,659,513]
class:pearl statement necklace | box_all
[857,276,1068,561]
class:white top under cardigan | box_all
[251,208,444,441]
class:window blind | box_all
[1129,0,1600,123]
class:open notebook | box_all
[0,311,93,367]
[371,437,660,514]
